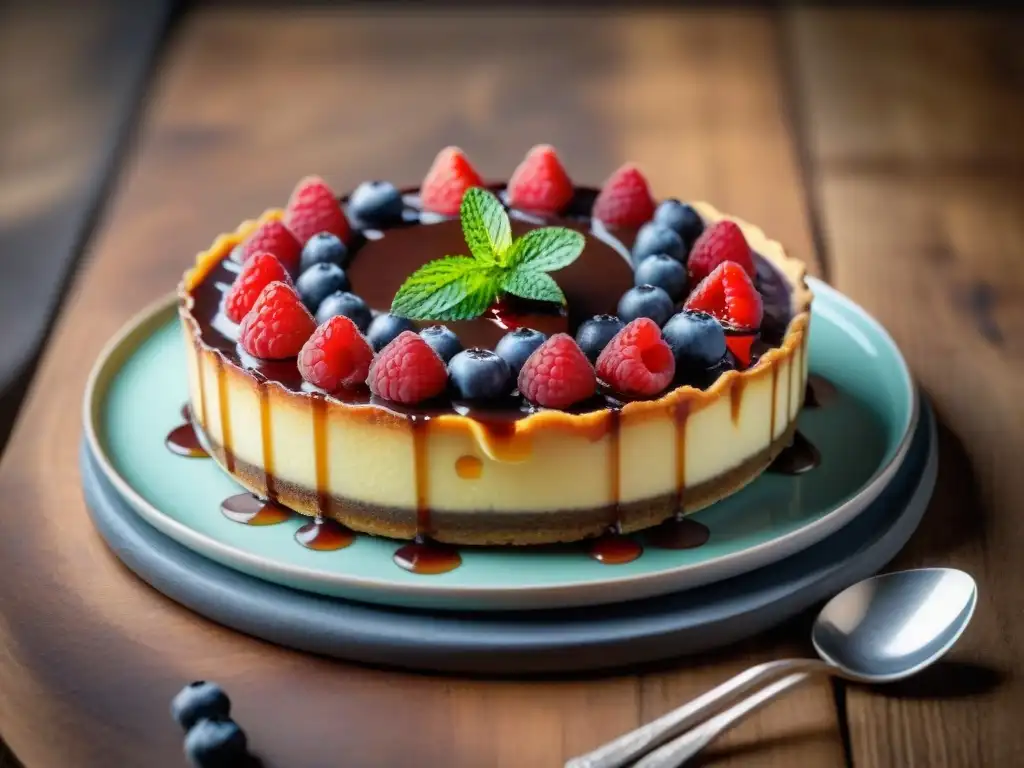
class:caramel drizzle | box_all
[729,378,746,426]
[607,409,622,530]
[410,417,431,536]
[257,379,277,502]
[769,364,779,441]
[195,342,209,430]
[310,394,330,517]
[214,356,235,473]
[674,400,691,515]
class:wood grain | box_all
[0,7,842,768]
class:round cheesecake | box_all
[178,157,812,546]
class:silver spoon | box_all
[565,568,977,768]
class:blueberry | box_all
[300,232,349,272]
[575,314,625,363]
[653,199,705,248]
[617,285,674,326]
[662,310,727,369]
[419,325,463,364]
[448,349,512,400]
[634,254,688,301]
[367,313,416,351]
[296,262,350,311]
[315,291,372,332]
[184,718,248,768]
[494,328,547,376]
[171,681,230,731]
[349,181,404,227]
[631,222,684,265]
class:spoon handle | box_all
[563,659,826,768]
[631,673,811,768]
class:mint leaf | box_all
[502,268,566,304]
[507,227,584,272]
[391,257,497,319]
[460,187,512,264]
[442,272,505,320]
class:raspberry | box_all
[591,163,656,228]
[238,219,301,272]
[596,318,676,397]
[684,261,764,331]
[517,333,596,409]
[298,316,374,391]
[506,144,573,213]
[223,252,292,323]
[238,281,316,360]
[367,331,448,404]
[686,220,756,286]
[284,176,352,245]
[419,146,484,215]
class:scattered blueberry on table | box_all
[172,681,254,768]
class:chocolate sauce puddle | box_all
[804,374,838,409]
[165,423,208,458]
[220,493,292,526]
[295,517,355,551]
[588,531,643,565]
[393,538,462,574]
[647,516,711,550]
[768,431,821,475]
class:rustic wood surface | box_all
[0,6,1019,767]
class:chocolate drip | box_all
[165,423,208,458]
[393,539,461,574]
[214,355,235,473]
[588,532,643,564]
[220,493,291,526]
[674,400,690,514]
[804,374,838,409]
[607,409,622,530]
[295,516,354,551]
[768,431,821,475]
[647,517,711,550]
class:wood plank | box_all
[790,9,1024,767]
[0,8,836,767]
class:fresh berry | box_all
[349,180,404,227]
[239,281,316,359]
[183,718,248,768]
[448,349,513,400]
[506,144,573,213]
[518,334,596,409]
[296,262,350,312]
[223,252,292,323]
[635,254,687,301]
[687,220,756,286]
[591,164,656,228]
[171,681,231,731]
[368,331,448,404]
[617,284,674,326]
[653,199,704,248]
[631,222,684,265]
[575,314,625,363]
[284,176,352,245]
[298,316,374,391]
[494,327,548,376]
[367,313,416,352]
[238,219,301,272]
[300,232,349,272]
[419,146,484,216]
[684,261,763,330]
[315,291,372,332]
[596,318,676,398]
[419,325,463,364]
[662,310,727,369]
[725,333,758,368]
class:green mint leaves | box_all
[391,188,584,321]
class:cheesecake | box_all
[178,145,812,546]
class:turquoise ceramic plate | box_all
[84,278,917,611]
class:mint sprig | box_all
[390,188,584,321]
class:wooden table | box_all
[0,6,1021,767]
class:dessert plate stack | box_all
[81,278,934,673]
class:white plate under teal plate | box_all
[83,277,918,611]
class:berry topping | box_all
[662,310,728,369]
[419,146,484,216]
[184,717,249,768]
[368,331,448,405]
[171,681,231,731]
[684,261,764,330]
[367,313,416,352]
[494,327,548,376]
[596,318,676,398]
[591,163,656,228]
[298,316,374,391]
[238,281,316,360]
[223,251,292,324]
[300,232,349,272]
[575,314,626,363]
[518,333,596,409]
[617,284,674,327]
[634,254,687,302]
[631,222,684,265]
[687,220,755,286]
[296,262,350,311]
[238,219,301,272]
[349,180,404,227]
[449,349,513,400]
[653,199,704,248]
[419,325,463,364]
[284,176,352,245]
[725,333,758,369]
[506,144,574,213]
[315,290,372,332]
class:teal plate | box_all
[84,278,918,611]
